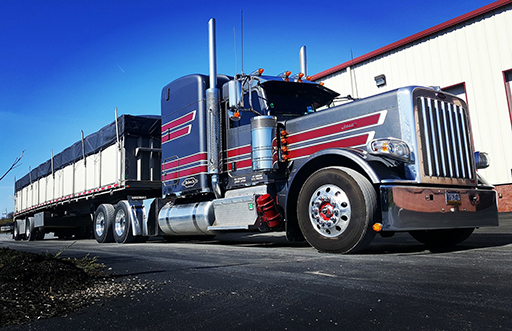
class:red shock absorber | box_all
[256,194,283,228]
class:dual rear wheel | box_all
[93,203,141,244]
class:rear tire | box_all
[13,222,21,241]
[94,204,115,243]
[409,228,475,247]
[25,218,35,241]
[113,203,137,244]
[297,167,377,253]
[35,228,45,240]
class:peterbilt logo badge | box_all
[182,177,198,188]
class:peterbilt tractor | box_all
[12,18,498,253]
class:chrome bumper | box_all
[380,185,499,231]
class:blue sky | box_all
[0,0,495,215]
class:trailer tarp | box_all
[15,115,161,192]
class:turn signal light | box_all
[367,138,412,163]
[280,130,290,161]
[372,223,382,232]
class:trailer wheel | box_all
[94,204,115,243]
[409,228,475,247]
[297,167,377,253]
[25,218,36,241]
[113,203,136,244]
[13,222,21,241]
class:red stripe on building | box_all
[288,134,370,159]
[162,153,207,171]
[162,125,191,143]
[288,113,381,145]
[161,111,195,133]
[312,0,512,81]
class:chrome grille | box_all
[417,96,474,180]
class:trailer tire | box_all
[297,167,377,253]
[409,228,475,247]
[25,218,35,241]
[13,222,21,241]
[113,203,137,244]
[35,228,45,240]
[94,204,115,243]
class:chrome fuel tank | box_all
[158,201,216,236]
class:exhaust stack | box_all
[206,18,222,198]
[300,45,308,77]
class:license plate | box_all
[445,191,461,205]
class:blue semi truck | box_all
[12,19,498,253]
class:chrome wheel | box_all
[309,184,351,238]
[95,212,105,237]
[93,204,114,243]
[115,208,127,237]
[297,166,377,253]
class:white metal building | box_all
[312,0,512,211]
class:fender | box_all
[283,148,392,242]
[287,148,380,190]
[117,199,146,236]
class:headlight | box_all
[474,151,490,169]
[367,138,412,162]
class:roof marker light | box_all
[279,71,292,82]
[251,68,264,76]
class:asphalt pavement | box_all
[2,214,512,331]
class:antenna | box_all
[233,27,237,73]
[241,9,244,74]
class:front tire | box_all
[297,167,377,253]
[94,204,115,243]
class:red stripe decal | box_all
[288,113,380,145]
[161,111,195,134]
[227,145,251,158]
[162,153,207,171]
[162,125,191,143]
[289,134,369,159]
[162,165,207,181]
[235,159,252,169]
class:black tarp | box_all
[15,115,161,192]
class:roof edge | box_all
[312,0,512,81]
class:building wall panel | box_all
[321,5,512,187]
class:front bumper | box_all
[380,185,499,231]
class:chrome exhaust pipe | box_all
[300,45,308,77]
[206,18,222,198]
